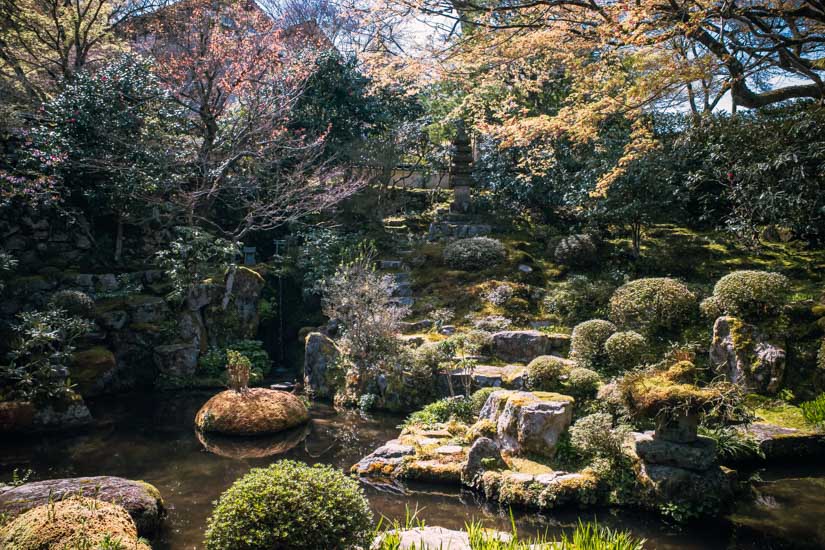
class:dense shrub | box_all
[604,331,647,372]
[568,413,630,462]
[443,237,506,270]
[818,339,825,371]
[711,270,790,320]
[204,461,372,550]
[543,275,618,325]
[554,234,597,266]
[570,319,617,369]
[403,396,475,427]
[471,387,497,414]
[566,367,602,400]
[47,290,95,319]
[699,295,724,320]
[526,355,571,391]
[609,278,696,334]
[198,340,271,384]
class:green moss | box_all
[746,394,811,430]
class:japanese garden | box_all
[1,0,824,549]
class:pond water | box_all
[1,390,823,549]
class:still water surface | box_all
[1,391,823,549]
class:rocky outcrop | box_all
[70,346,117,397]
[0,394,92,433]
[462,437,505,486]
[195,388,309,436]
[627,431,717,471]
[478,390,574,458]
[304,332,340,399]
[352,441,415,477]
[0,476,165,537]
[710,316,786,394]
[490,330,569,363]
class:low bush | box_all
[568,413,630,463]
[470,387,497,414]
[554,234,597,266]
[47,290,95,319]
[570,319,616,369]
[543,275,617,325]
[801,393,825,428]
[442,237,506,270]
[403,396,475,428]
[609,278,697,334]
[565,367,602,400]
[604,331,647,372]
[699,295,724,320]
[526,355,571,391]
[712,270,790,320]
[226,350,251,392]
[204,460,372,550]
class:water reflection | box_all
[0,390,822,550]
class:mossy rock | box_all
[195,388,309,436]
[0,496,150,550]
[70,346,116,397]
[622,361,721,417]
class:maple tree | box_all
[132,0,364,240]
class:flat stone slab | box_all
[351,443,414,476]
[435,445,464,455]
[739,422,825,461]
[0,476,164,537]
[628,431,717,471]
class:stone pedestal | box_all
[655,410,699,443]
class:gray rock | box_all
[399,319,433,334]
[439,325,456,335]
[304,332,340,399]
[128,295,169,324]
[518,264,533,273]
[97,309,129,331]
[352,442,415,476]
[0,476,164,537]
[628,431,717,471]
[153,343,199,379]
[637,463,734,510]
[710,316,786,394]
[462,437,505,485]
[739,422,825,461]
[372,527,514,550]
[379,259,402,270]
[96,273,120,293]
[491,330,550,363]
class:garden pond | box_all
[1,390,823,549]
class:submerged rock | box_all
[195,388,309,436]
[0,476,164,537]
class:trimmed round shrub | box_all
[604,331,647,371]
[554,234,597,266]
[699,295,724,320]
[471,387,497,414]
[570,319,616,369]
[443,237,506,270]
[526,355,572,391]
[609,278,697,334]
[48,289,95,318]
[565,367,602,400]
[204,460,373,550]
[712,270,790,320]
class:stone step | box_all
[378,259,403,270]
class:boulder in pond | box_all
[0,496,150,550]
[304,332,340,399]
[0,476,164,538]
[0,394,92,433]
[195,388,309,436]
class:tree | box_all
[133,0,364,240]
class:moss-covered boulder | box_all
[0,476,164,537]
[70,346,117,397]
[478,390,574,457]
[303,331,340,399]
[0,497,150,550]
[195,388,309,436]
[710,315,786,394]
[0,393,92,433]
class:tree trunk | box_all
[631,222,642,258]
[114,213,124,263]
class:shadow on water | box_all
[1,390,823,549]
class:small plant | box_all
[711,270,790,320]
[226,350,251,392]
[569,413,631,463]
[604,331,647,372]
[609,277,697,335]
[570,319,616,370]
[358,393,378,412]
[698,425,763,460]
[565,367,602,400]
[403,396,475,428]
[11,468,33,486]
[526,355,571,391]
[443,237,506,270]
[204,461,372,550]
[801,393,825,429]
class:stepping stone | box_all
[435,445,464,455]
[378,259,402,270]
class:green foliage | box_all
[403,396,475,428]
[559,520,645,550]
[698,425,763,461]
[570,320,617,370]
[526,355,571,391]
[0,307,92,403]
[609,278,697,335]
[565,368,602,401]
[568,413,631,463]
[204,460,372,550]
[554,234,597,267]
[226,350,251,392]
[711,270,790,320]
[470,387,497,414]
[155,226,239,302]
[442,237,506,270]
[543,275,618,325]
[295,226,361,297]
[800,393,825,429]
[0,250,18,292]
[198,341,270,385]
[604,331,647,372]
[47,290,95,319]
